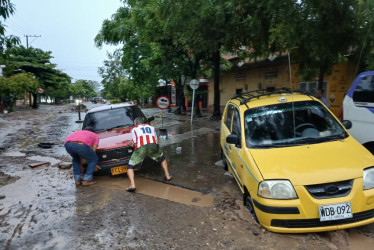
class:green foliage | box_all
[109,99,121,104]
[96,0,370,115]
[356,0,374,71]
[97,50,126,99]
[96,0,250,116]
[0,0,20,57]
[294,0,359,81]
[0,72,39,97]
[0,0,15,21]
[72,79,97,98]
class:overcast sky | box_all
[4,0,122,83]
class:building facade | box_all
[207,57,356,116]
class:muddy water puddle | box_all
[348,230,374,249]
[27,155,61,165]
[94,176,214,207]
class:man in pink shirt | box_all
[126,117,172,192]
[64,127,99,186]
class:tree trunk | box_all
[212,48,221,118]
[175,78,186,114]
[318,66,325,90]
[32,93,38,109]
[193,91,202,118]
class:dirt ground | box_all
[1,103,374,250]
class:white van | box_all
[342,71,374,154]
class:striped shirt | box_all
[131,124,158,149]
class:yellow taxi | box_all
[220,88,374,233]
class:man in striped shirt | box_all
[126,117,172,192]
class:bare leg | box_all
[127,169,136,188]
[161,160,171,180]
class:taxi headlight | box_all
[258,180,298,199]
[363,167,374,190]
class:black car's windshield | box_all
[244,101,347,148]
[82,106,146,132]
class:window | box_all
[232,109,241,138]
[352,75,374,104]
[224,105,235,130]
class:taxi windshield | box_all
[244,101,347,148]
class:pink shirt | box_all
[131,124,158,150]
[65,130,99,147]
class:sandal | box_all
[126,187,136,192]
[164,176,173,181]
[75,181,82,186]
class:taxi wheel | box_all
[244,192,259,223]
[220,149,228,171]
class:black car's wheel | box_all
[244,191,259,223]
[221,148,228,171]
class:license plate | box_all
[318,202,353,222]
[111,165,128,175]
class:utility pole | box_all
[24,34,41,48]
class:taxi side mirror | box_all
[341,120,352,130]
[226,134,241,147]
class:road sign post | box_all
[156,96,170,133]
[189,79,199,123]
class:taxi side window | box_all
[232,108,241,147]
[224,105,235,130]
[232,109,241,137]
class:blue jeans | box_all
[64,142,98,181]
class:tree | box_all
[96,1,246,118]
[127,0,247,118]
[97,0,364,117]
[355,0,374,72]
[260,0,360,85]
[87,80,101,94]
[0,72,39,110]
[4,45,72,106]
[97,49,127,100]
[0,0,20,58]
[72,79,97,99]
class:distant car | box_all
[91,97,106,104]
[82,103,153,176]
[221,88,374,233]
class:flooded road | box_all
[1,102,374,249]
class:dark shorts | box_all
[128,143,165,170]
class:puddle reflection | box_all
[90,176,214,208]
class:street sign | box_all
[189,79,199,123]
[171,80,176,107]
[189,79,199,90]
[156,96,170,110]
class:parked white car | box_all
[342,71,374,154]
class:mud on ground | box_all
[0,103,374,249]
